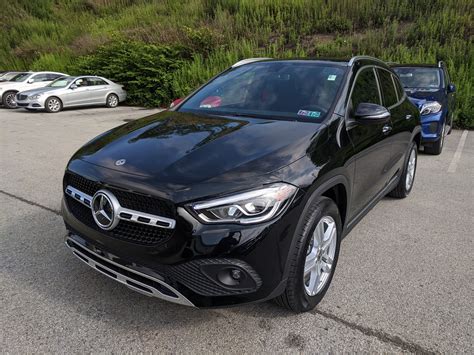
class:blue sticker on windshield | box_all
[298,110,321,118]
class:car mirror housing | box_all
[354,103,390,124]
[27,79,34,84]
[70,84,78,90]
[447,84,456,93]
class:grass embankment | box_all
[1,0,472,127]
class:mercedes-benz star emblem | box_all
[91,190,119,230]
[115,159,126,166]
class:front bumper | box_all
[420,111,444,142]
[15,98,46,109]
[62,181,301,307]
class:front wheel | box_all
[274,197,341,312]
[388,142,417,198]
[2,91,18,109]
[45,97,63,113]
[106,94,119,108]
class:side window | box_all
[392,74,405,100]
[47,73,62,81]
[87,78,108,86]
[351,68,380,110]
[377,69,398,107]
[74,78,88,87]
[30,74,50,82]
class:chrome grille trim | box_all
[65,185,176,229]
[66,237,194,307]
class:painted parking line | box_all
[447,130,468,173]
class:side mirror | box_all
[70,84,77,90]
[27,79,34,84]
[354,103,390,124]
[447,84,456,93]
[169,98,183,109]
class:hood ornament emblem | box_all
[115,159,126,166]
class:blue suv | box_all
[392,62,455,155]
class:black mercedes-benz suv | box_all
[62,56,421,312]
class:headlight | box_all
[420,101,442,115]
[190,183,298,224]
[29,94,43,100]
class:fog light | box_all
[428,122,438,134]
[217,267,246,286]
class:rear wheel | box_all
[45,97,63,113]
[424,123,445,155]
[2,91,17,109]
[106,94,119,108]
[388,142,417,198]
[274,197,341,312]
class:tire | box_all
[274,197,341,312]
[106,94,119,108]
[2,91,18,109]
[424,123,445,155]
[388,141,417,198]
[44,97,63,113]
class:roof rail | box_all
[231,58,271,68]
[348,55,387,66]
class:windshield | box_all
[179,61,346,121]
[393,67,441,89]
[0,72,20,81]
[10,73,31,82]
[48,76,74,88]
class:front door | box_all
[346,67,393,216]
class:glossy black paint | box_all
[62,57,421,307]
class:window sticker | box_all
[327,74,337,81]
[297,110,321,118]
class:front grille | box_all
[65,172,174,218]
[64,173,175,246]
[17,94,27,101]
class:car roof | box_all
[232,56,390,69]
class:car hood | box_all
[70,110,322,187]
[405,88,445,103]
[0,81,18,88]
[18,87,61,96]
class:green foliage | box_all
[71,41,186,106]
[0,0,472,127]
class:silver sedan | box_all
[15,76,127,113]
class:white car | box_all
[0,71,67,108]
[16,76,127,113]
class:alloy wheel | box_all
[108,95,118,107]
[48,98,61,112]
[405,147,416,191]
[304,216,337,296]
[5,93,16,108]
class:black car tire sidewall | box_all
[288,197,342,312]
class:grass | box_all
[0,0,472,127]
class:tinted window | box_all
[180,61,347,122]
[74,78,88,87]
[351,68,380,110]
[31,74,51,82]
[392,67,441,89]
[47,73,62,81]
[87,78,108,86]
[377,69,398,107]
[392,74,405,100]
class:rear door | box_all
[376,68,412,176]
[346,67,394,216]
[86,77,109,104]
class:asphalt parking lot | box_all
[1,107,472,353]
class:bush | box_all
[71,41,187,107]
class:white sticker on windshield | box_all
[327,74,337,81]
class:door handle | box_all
[382,125,392,134]
[405,114,412,120]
